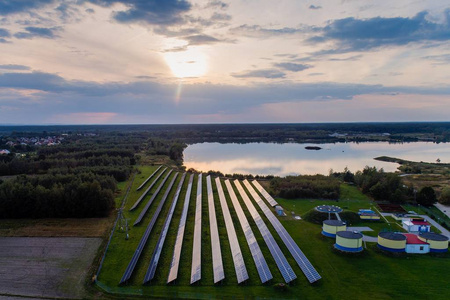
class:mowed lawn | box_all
[97,168,450,299]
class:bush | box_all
[416,186,437,207]
[439,187,450,205]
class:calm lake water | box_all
[183,142,450,176]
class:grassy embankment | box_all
[96,168,450,299]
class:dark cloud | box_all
[308,72,324,76]
[230,24,303,38]
[205,1,229,10]
[422,53,450,63]
[153,26,200,37]
[309,5,322,10]
[85,8,95,14]
[0,38,7,43]
[55,2,80,22]
[0,0,54,15]
[274,63,312,72]
[210,12,231,21]
[14,26,60,39]
[231,69,286,79]
[2,71,450,122]
[184,34,221,45]
[309,10,450,52]
[0,28,11,37]
[328,55,362,61]
[0,64,30,70]
[88,0,191,25]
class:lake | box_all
[183,142,450,176]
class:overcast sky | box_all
[0,0,449,124]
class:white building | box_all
[404,234,430,254]
[402,218,431,233]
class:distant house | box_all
[358,209,380,220]
[0,149,10,155]
[402,218,431,233]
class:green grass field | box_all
[97,168,450,299]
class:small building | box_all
[322,220,347,238]
[275,205,286,216]
[358,209,380,220]
[404,233,430,254]
[378,232,406,252]
[418,232,449,253]
[335,231,363,252]
[402,218,431,233]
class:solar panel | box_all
[190,173,202,284]
[136,165,162,191]
[167,173,194,284]
[133,170,173,226]
[233,180,297,283]
[215,178,249,284]
[243,180,321,284]
[224,180,273,284]
[252,180,279,207]
[206,176,225,284]
[119,172,178,285]
[130,167,167,211]
[143,173,186,284]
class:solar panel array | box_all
[167,173,194,284]
[243,180,321,284]
[224,180,272,284]
[233,180,297,283]
[119,172,178,284]
[130,167,167,211]
[134,170,173,226]
[136,165,162,191]
[252,180,279,207]
[190,174,202,284]
[206,176,225,284]
[143,173,186,284]
[215,178,249,284]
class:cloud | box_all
[205,1,229,10]
[0,0,54,15]
[88,0,191,25]
[184,34,221,45]
[0,28,11,37]
[230,24,303,38]
[308,73,324,76]
[328,55,363,61]
[231,69,286,79]
[0,64,30,70]
[274,63,312,72]
[309,10,450,52]
[422,53,450,64]
[309,5,322,10]
[14,26,60,39]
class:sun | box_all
[163,48,208,78]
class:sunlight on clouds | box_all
[163,48,208,78]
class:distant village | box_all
[0,133,98,155]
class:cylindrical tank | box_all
[322,220,347,237]
[335,231,363,252]
[377,232,406,252]
[418,232,449,253]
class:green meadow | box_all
[96,166,450,299]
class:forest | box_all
[0,132,186,218]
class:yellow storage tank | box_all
[335,231,363,252]
[418,232,449,253]
[377,232,406,252]
[322,220,347,237]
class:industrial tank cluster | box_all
[377,231,448,254]
[322,220,363,253]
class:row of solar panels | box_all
[119,167,321,285]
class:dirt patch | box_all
[0,237,102,299]
[0,217,113,237]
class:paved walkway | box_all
[434,203,450,219]
[362,235,378,242]
[335,212,341,221]
[347,226,373,232]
